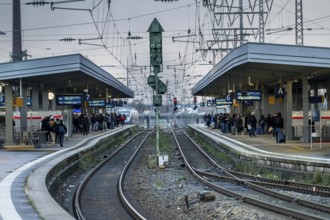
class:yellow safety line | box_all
[292,146,304,150]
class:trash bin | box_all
[30,131,47,148]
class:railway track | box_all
[172,129,330,220]
[221,169,330,197]
[74,130,151,220]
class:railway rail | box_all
[74,130,151,220]
[213,169,330,197]
[172,129,330,220]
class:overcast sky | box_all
[1,0,330,104]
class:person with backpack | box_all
[56,119,67,147]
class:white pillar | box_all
[5,85,14,145]
[285,81,293,139]
[302,75,309,143]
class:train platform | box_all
[192,124,330,159]
[0,130,108,220]
[189,124,330,176]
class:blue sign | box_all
[309,96,323,104]
[73,108,81,113]
[215,95,233,106]
[236,90,262,101]
[0,96,4,106]
[26,96,31,106]
[207,99,215,106]
[275,87,285,99]
[312,110,320,122]
[0,96,31,106]
[88,99,106,107]
[106,102,116,108]
[57,95,82,105]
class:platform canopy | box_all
[0,54,133,98]
[192,42,330,96]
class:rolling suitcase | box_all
[278,130,286,143]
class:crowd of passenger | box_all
[72,112,126,135]
[203,111,284,143]
[40,116,67,147]
[40,112,126,146]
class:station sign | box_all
[312,110,320,122]
[207,99,215,106]
[88,99,106,107]
[236,90,262,101]
[106,100,124,108]
[57,95,82,105]
[73,108,82,113]
[309,96,324,104]
[0,96,4,107]
[275,87,285,99]
[215,95,233,106]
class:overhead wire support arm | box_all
[212,28,259,31]
[131,65,147,70]
[78,36,103,45]
[207,39,243,43]
[196,48,233,52]
[214,11,268,15]
[78,42,104,47]
[167,64,185,69]
[51,6,90,11]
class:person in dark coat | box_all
[81,114,90,136]
[248,112,257,137]
[274,112,284,143]
[265,113,272,134]
[259,114,266,135]
[41,116,50,142]
[56,120,67,147]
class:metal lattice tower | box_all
[259,0,265,43]
[295,0,303,46]
[202,0,273,62]
[12,0,22,61]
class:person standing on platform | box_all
[265,113,272,134]
[235,114,243,135]
[56,120,67,147]
[41,116,50,143]
[274,112,284,143]
[259,114,266,135]
[81,114,90,136]
[54,118,60,144]
[248,112,257,137]
[49,117,56,144]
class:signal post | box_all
[147,18,166,160]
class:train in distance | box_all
[117,107,139,124]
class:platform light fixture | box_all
[48,91,54,100]
[248,77,254,86]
